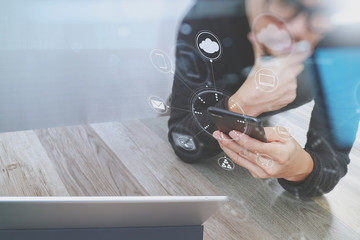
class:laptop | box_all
[313,23,360,149]
[0,196,227,230]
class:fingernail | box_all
[229,131,239,140]
[213,131,222,141]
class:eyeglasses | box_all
[264,0,335,33]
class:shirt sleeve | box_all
[278,86,354,198]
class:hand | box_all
[228,34,311,117]
[213,127,314,182]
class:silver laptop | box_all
[0,196,227,230]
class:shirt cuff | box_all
[277,149,322,198]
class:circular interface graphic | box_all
[191,89,230,136]
[149,49,173,74]
[256,153,274,168]
[196,31,222,61]
[255,68,279,92]
[218,156,235,171]
[252,13,294,57]
[148,96,168,114]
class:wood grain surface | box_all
[0,113,359,240]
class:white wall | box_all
[0,0,194,132]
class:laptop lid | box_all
[313,24,360,149]
[0,196,227,230]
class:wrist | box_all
[228,95,261,117]
[285,151,314,182]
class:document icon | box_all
[155,53,168,70]
[151,99,166,111]
[150,49,172,73]
[258,73,276,87]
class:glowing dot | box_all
[180,23,192,35]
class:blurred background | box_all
[1,0,360,133]
[0,0,194,132]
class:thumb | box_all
[264,127,282,142]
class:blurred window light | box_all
[332,0,360,25]
[29,0,193,23]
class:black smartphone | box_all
[208,107,267,142]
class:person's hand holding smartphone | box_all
[228,34,312,117]
[213,126,314,183]
[208,107,314,182]
[208,107,267,142]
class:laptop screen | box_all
[314,47,360,149]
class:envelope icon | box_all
[151,99,166,111]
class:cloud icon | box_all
[256,24,291,52]
[199,38,220,54]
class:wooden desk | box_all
[0,117,359,240]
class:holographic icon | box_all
[148,96,168,113]
[191,89,232,136]
[150,49,173,73]
[155,53,168,70]
[196,31,222,61]
[256,23,292,53]
[171,132,197,152]
[258,73,276,87]
[255,68,279,92]
[252,13,294,57]
[177,136,196,151]
[256,153,273,168]
[218,157,235,171]
[199,38,219,54]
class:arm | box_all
[213,76,354,197]
[278,90,353,197]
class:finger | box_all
[228,130,268,154]
[218,136,259,163]
[213,130,234,144]
[220,145,269,178]
[248,32,264,60]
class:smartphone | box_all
[208,107,267,142]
